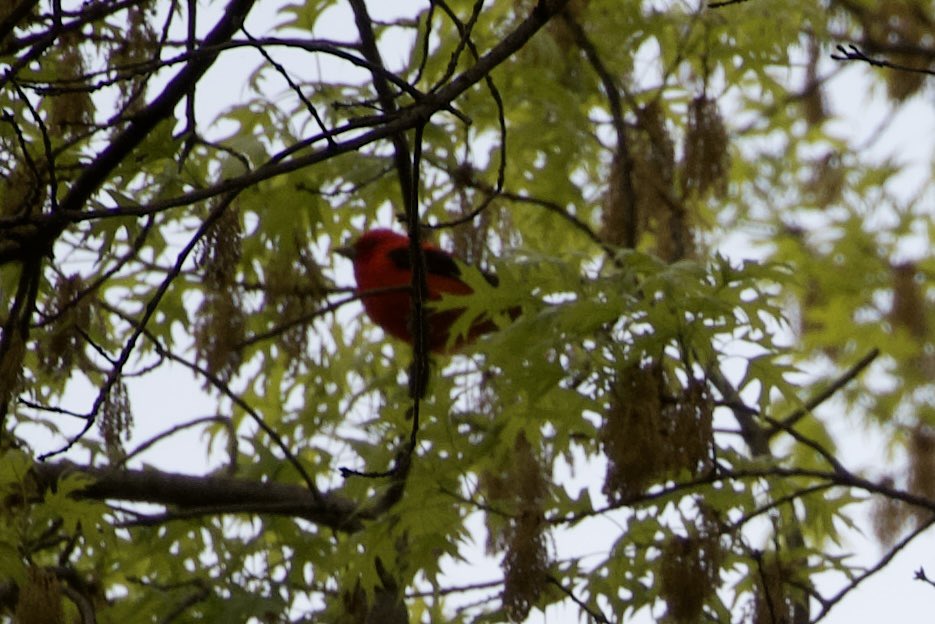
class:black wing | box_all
[387,246,462,279]
[387,246,499,286]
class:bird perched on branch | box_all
[337,228,511,353]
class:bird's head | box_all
[336,229,407,262]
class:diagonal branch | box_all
[812,515,935,622]
[767,348,879,437]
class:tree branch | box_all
[30,461,364,533]
[832,44,935,76]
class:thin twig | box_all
[914,566,935,590]
[97,299,323,502]
[34,215,155,329]
[813,515,935,621]
[235,286,407,351]
[405,578,502,599]
[831,44,935,76]
[708,0,754,7]
[7,77,57,211]
[17,398,89,420]
[118,415,235,469]
[768,348,879,436]
[546,575,612,624]
[38,196,237,460]
[241,26,336,147]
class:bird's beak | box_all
[335,243,355,260]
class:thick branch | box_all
[31,461,364,533]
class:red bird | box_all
[338,229,504,353]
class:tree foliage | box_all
[2,0,935,622]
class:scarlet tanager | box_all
[338,228,506,353]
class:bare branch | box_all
[832,44,935,76]
[768,348,880,436]
[813,516,935,621]
[546,575,612,624]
